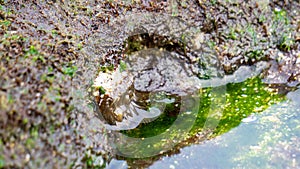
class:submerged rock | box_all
[93,46,268,130]
[93,48,201,130]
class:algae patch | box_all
[122,76,284,141]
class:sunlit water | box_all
[106,88,300,168]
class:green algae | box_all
[112,76,285,160]
[121,103,179,138]
[63,65,78,77]
[121,76,284,140]
[210,77,284,135]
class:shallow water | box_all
[106,88,300,168]
[149,89,300,168]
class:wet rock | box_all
[263,50,300,87]
[93,46,268,130]
[93,49,201,129]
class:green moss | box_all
[246,50,264,60]
[51,30,58,36]
[0,156,4,169]
[246,25,257,45]
[7,94,14,104]
[22,118,28,125]
[99,64,114,73]
[228,28,238,40]
[30,127,39,139]
[27,45,38,55]
[119,60,127,72]
[63,65,78,77]
[99,87,106,95]
[271,8,294,52]
[25,138,35,149]
[277,33,294,51]
[41,73,55,83]
[0,20,10,27]
[23,45,46,63]
[208,40,216,49]
[77,43,83,50]
[274,9,289,24]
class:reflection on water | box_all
[93,44,283,161]
[101,73,288,168]
[106,88,300,168]
[147,88,300,168]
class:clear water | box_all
[106,88,300,168]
